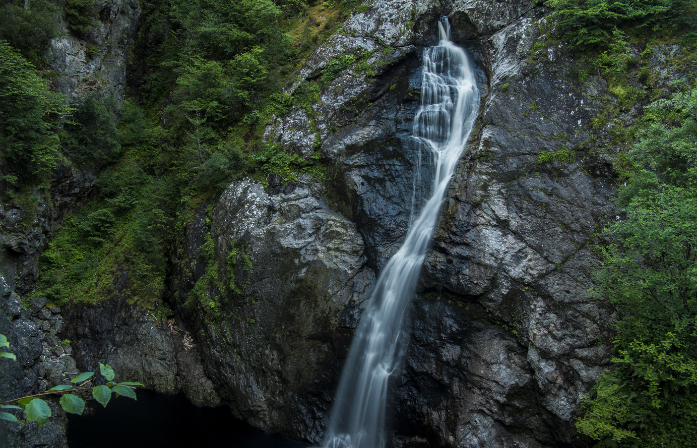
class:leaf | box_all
[0,412,17,422]
[111,385,136,400]
[59,394,85,415]
[46,384,73,393]
[99,363,115,381]
[17,397,34,406]
[0,405,21,410]
[0,334,8,348]
[0,352,16,360]
[92,385,111,407]
[70,371,94,384]
[25,398,51,427]
[116,381,144,387]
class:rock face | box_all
[243,0,618,446]
[170,178,374,440]
[62,299,220,407]
[0,276,72,448]
[46,0,140,103]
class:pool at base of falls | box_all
[67,389,310,448]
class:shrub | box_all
[0,41,67,179]
[62,93,121,167]
[546,0,693,52]
[0,0,59,66]
[576,86,697,447]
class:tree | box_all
[576,87,697,447]
[0,40,68,180]
[62,93,122,167]
[546,0,693,51]
[0,0,59,66]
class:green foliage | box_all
[62,93,121,167]
[91,385,112,407]
[0,41,68,179]
[24,399,51,426]
[0,336,142,426]
[546,0,694,52]
[59,394,86,415]
[249,143,324,182]
[30,0,340,313]
[536,146,576,164]
[321,54,357,84]
[70,371,94,384]
[576,86,697,447]
[0,334,15,361]
[84,43,99,61]
[0,0,59,66]
[186,233,226,319]
[64,0,98,37]
[273,0,308,18]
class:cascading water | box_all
[322,18,480,448]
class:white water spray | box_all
[322,19,480,448]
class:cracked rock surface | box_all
[170,177,373,441]
[250,0,617,446]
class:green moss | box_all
[84,43,99,61]
[536,146,576,164]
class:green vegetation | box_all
[541,1,697,446]
[0,0,59,66]
[0,41,68,181]
[0,0,351,310]
[62,93,122,167]
[576,85,697,448]
[1,335,142,426]
[546,0,694,52]
[536,146,576,164]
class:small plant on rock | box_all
[0,334,142,426]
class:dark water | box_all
[67,390,311,448]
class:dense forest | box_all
[1,0,696,446]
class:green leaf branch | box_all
[0,335,143,426]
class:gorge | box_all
[1,0,695,447]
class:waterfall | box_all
[322,18,480,448]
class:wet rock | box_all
[62,300,220,407]
[258,0,616,446]
[170,177,371,442]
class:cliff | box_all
[3,0,691,447]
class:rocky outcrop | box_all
[62,298,220,407]
[169,177,373,440]
[249,0,618,446]
[0,276,72,448]
[46,0,140,103]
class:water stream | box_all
[322,19,480,448]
